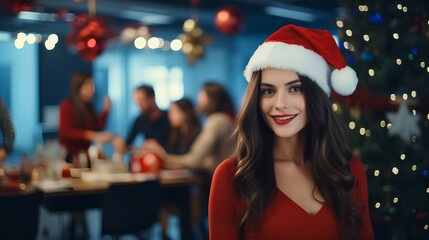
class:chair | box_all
[101,180,161,239]
[0,188,43,240]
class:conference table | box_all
[35,169,204,240]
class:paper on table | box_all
[81,172,157,183]
[35,179,72,191]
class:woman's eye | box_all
[290,86,302,93]
[261,88,274,95]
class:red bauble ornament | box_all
[56,9,69,19]
[67,15,116,61]
[0,0,36,13]
[189,0,200,6]
[215,6,244,35]
[131,153,164,174]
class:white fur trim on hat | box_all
[331,66,358,96]
[244,41,331,95]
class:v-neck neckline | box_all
[276,187,326,217]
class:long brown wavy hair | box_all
[233,71,360,240]
[69,71,96,128]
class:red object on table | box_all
[131,153,164,174]
[62,167,71,178]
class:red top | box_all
[209,157,374,240]
[58,99,108,155]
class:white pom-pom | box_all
[331,66,358,96]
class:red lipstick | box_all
[271,114,297,125]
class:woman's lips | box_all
[271,114,297,125]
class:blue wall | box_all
[0,41,38,156]
[0,29,269,161]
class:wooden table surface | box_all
[34,169,203,197]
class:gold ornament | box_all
[179,19,212,64]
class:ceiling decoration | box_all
[0,0,338,36]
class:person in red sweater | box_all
[59,71,117,167]
[209,25,374,239]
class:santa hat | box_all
[244,24,358,96]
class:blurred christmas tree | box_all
[334,0,429,239]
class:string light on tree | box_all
[358,5,369,12]
[393,33,400,39]
[374,170,380,177]
[336,1,429,236]
[365,129,371,137]
[346,29,353,36]
[396,58,402,65]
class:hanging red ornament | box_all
[189,0,200,6]
[214,6,244,35]
[67,15,116,61]
[56,9,69,20]
[0,0,36,13]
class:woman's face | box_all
[168,103,186,127]
[197,89,209,113]
[79,78,95,102]
[259,68,308,139]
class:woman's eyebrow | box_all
[260,79,301,87]
[260,83,273,87]
[285,79,301,86]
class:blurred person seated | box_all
[166,98,201,154]
[121,85,171,152]
[160,98,201,240]
[143,82,236,239]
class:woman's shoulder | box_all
[206,113,234,130]
[60,99,73,109]
[213,158,237,178]
[60,98,72,106]
[349,156,367,180]
[208,112,233,122]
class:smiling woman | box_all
[209,24,374,240]
[259,69,308,139]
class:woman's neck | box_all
[272,133,306,165]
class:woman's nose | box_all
[274,92,288,110]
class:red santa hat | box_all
[244,24,358,96]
